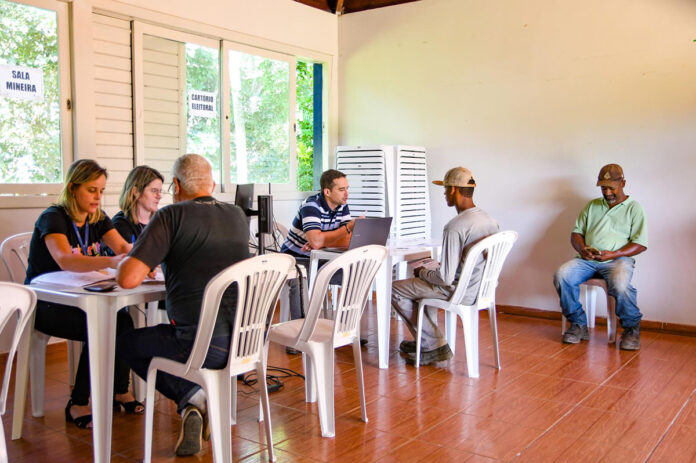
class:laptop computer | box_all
[324,217,393,252]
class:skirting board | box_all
[497,305,696,338]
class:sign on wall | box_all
[0,64,44,102]
[188,90,216,118]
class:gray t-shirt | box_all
[420,206,499,304]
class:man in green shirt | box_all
[553,164,648,350]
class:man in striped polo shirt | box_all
[281,170,358,332]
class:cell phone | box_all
[84,280,117,292]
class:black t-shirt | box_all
[112,211,145,244]
[25,206,115,283]
[129,196,249,339]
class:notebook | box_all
[323,217,393,252]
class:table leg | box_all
[85,301,118,463]
[11,313,33,440]
[375,257,391,369]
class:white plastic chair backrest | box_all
[449,231,518,308]
[299,245,388,344]
[185,254,295,375]
[0,282,36,415]
[0,232,32,283]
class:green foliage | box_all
[0,0,62,184]
[296,61,314,191]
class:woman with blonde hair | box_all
[25,159,143,428]
[113,165,164,243]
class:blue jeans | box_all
[117,324,230,413]
[553,257,642,328]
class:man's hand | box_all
[579,246,599,261]
[594,250,617,262]
[301,242,316,252]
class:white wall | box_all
[0,0,338,281]
[339,0,696,324]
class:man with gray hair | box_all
[117,154,250,456]
[392,167,499,366]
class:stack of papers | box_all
[31,268,117,287]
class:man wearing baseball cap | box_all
[392,167,499,365]
[553,163,648,350]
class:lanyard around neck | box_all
[72,221,90,256]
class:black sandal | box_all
[113,399,145,414]
[65,399,92,429]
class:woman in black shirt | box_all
[25,159,143,428]
[112,165,164,243]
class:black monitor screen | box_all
[235,184,254,212]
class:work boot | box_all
[399,340,417,354]
[405,344,453,366]
[562,323,589,344]
[619,326,641,351]
[175,405,203,456]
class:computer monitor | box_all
[235,184,254,214]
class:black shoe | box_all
[360,338,368,346]
[405,344,453,366]
[65,399,92,429]
[286,346,301,355]
[562,323,589,344]
[620,326,641,351]
[175,406,203,456]
[399,340,417,354]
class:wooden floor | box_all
[4,302,696,462]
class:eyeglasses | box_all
[167,179,177,195]
[147,187,163,196]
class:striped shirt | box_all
[281,192,351,257]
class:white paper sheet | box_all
[30,268,117,287]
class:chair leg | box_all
[310,344,335,438]
[351,338,368,423]
[206,376,232,463]
[231,379,237,425]
[302,351,317,403]
[279,284,290,323]
[256,363,276,461]
[488,305,501,370]
[0,414,6,463]
[584,285,598,328]
[29,332,49,417]
[607,296,617,343]
[561,314,567,335]
[143,369,158,463]
[445,311,458,355]
[67,341,82,387]
[415,302,426,368]
[461,309,480,378]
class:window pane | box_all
[0,0,62,184]
[185,43,220,179]
[142,36,220,184]
[229,50,289,184]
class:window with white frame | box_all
[0,0,72,196]
[133,22,326,195]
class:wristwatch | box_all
[343,223,351,234]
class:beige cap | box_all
[596,164,624,187]
[433,167,476,188]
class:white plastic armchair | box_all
[268,245,388,438]
[0,282,36,463]
[143,254,295,463]
[414,231,518,376]
[0,233,81,415]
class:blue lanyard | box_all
[72,221,90,256]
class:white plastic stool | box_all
[561,278,617,343]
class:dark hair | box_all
[320,169,347,191]
[450,186,475,198]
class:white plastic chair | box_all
[143,254,295,463]
[561,278,617,343]
[414,231,518,377]
[268,245,388,438]
[0,282,37,463]
[0,233,81,416]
